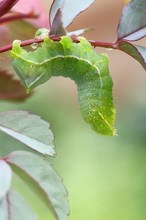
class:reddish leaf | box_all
[49,9,66,36]
[117,0,146,41]
[0,70,31,101]
[49,0,95,29]
[0,0,19,17]
[117,40,146,70]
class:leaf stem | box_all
[88,40,118,49]
[0,36,118,53]
[0,11,38,25]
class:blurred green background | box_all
[1,0,146,219]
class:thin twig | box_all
[0,36,118,53]
[0,11,38,25]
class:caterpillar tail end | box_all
[81,105,117,136]
[87,113,117,136]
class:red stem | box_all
[51,36,118,48]
[0,38,43,53]
[0,36,118,53]
[0,11,38,25]
[0,0,19,17]
[88,40,118,49]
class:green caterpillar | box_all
[10,36,116,136]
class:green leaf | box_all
[7,151,69,220]
[117,0,146,41]
[117,40,146,70]
[0,160,12,200]
[0,70,31,101]
[10,36,116,136]
[49,0,95,28]
[0,111,55,156]
[0,190,38,220]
